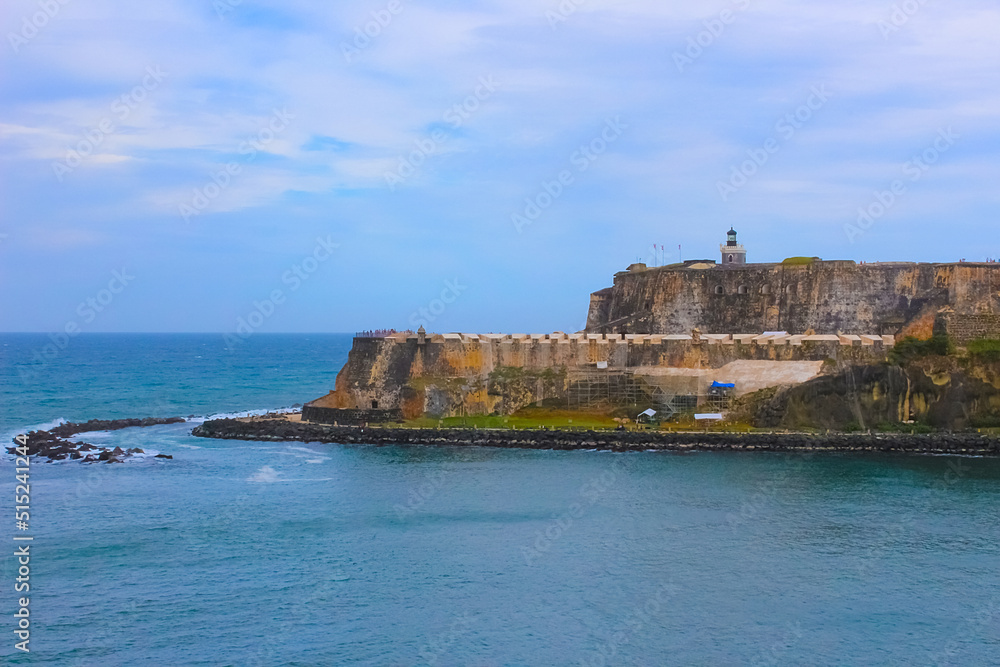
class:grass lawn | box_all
[399,409,765,432]
[402,409,619,430]
[401,416,620,430]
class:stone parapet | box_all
[326,331,894,418]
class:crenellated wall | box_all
[311,331,894,419]
[586,260,1000,337]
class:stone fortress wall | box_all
[936,312,1000,345]
[586,260,1000,339]
[310,330,894,419]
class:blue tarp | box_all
[711,381,735,388]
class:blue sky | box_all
[2,0,999,334]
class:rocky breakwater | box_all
[9,417,185,462]
[192,418,1000,456]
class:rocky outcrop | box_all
[46,417,185,437]
[743,356,1000,431]
[192,418,1000,456]
[8,417,183,462]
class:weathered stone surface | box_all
[586,261,1000,337]
[312,334,890,419]
[736,357,1000,431]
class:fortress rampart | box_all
[311,233,1000,424]
[311,331,893,419]
[586,260,1000,338]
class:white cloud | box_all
[2,0,999,258]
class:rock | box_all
[48,416,184,438]
[8,416,185,463]
[189,417,1000,456]
[155,454,173,459]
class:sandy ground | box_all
[237,412,302,423]
[634,360,824,396]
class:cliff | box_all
[586,260,1000,338]
[734,353,1000,431]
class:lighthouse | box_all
[720,228,747,265]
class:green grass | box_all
[402,411,618,430]
[781,256,815,266]
[392,415,940,434]
[967,338,1000,362]
[401,411,764,432]
[875,421,936,434]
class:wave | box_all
[14,417,68,434]
[187,406,301,424]
[45,449,162,463]
[248,466,281,483]
[3,417,69,450]
[279,445,331,463]
[6,404,300,451]
[247,465,332,483]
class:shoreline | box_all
[192,418,1000,456]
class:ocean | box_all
[1,334,999,665]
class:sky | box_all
[2,0,999,334]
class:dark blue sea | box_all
[1,334,999,665]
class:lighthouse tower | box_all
[720,228,747,265]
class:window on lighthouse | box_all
[728,254,734,263]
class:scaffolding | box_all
[565,369,640,408]
[706,391,732,412]
[565,369,703,420]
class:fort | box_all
[586,229,1000,341]
[306,230,1000,427]
[306,329,892,423]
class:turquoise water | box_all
[2,335,1000,665]
[0,334,354,433]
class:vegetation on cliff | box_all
[889,334,953,364]
[736,336,1000,432]
[967,338,1000,362]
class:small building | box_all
[636,408,657,424]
